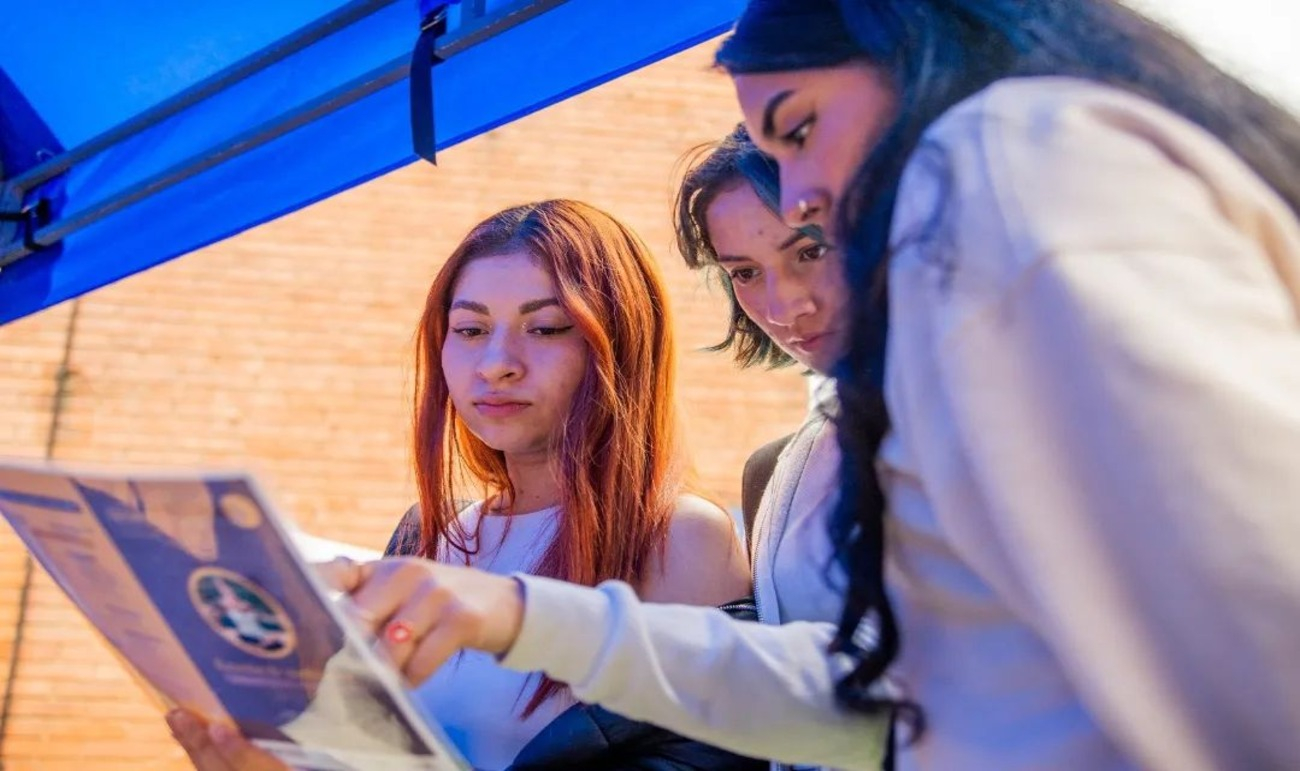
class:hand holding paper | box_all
[167,708,288,771]
[318,557,526,686]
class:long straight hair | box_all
[719,0,1300,734]
[413,199,688,714]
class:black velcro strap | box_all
[410,8,448,164]
[0,196,50,253]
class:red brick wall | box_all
[0,42,808,768]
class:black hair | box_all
[673,124,796,369]
[718,0,1300,742]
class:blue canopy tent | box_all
[0,0,745,326]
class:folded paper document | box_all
[0,458,467,771]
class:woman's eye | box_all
[783,116,814,148]
[728,267,759,285]
[798,243,829,262]
[530,325,575,337]
[451,327,486,339]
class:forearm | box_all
[501,575,888,770]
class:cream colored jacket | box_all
[501,77,1300,770]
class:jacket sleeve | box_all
[892,79,1300,769]
[499,576,889,770]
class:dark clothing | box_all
[383,504,424,558]
[740,434,793,556]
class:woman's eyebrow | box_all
[450,298,561,315]
[762,90,796,139]
[449,299,489,314]
[779,230,807,249]
[519,298,560,314]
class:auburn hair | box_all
[412,199,688,714]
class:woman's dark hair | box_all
[717,0,1300,740]
[674,124,795,368]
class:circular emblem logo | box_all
[188,567,296,659]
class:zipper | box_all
[751,516,767,623]
[748,507,775,769]
[752,415,823,624]
[748,416,826,771]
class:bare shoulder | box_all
[640,494,752,606]
[669,493,738,537]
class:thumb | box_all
[313,556,370,594]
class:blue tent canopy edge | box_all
[0,1,743,326]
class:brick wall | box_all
[0,41,809,768]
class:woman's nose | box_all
[762,270,816,327]
[780,171,830,230]
[475,333,523,382]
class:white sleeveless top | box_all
[412,502,573,770]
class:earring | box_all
[797,198,811,218]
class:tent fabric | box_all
[0,0,744,325]
[0,68,66,265]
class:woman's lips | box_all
[474,401,530,418]
[791,332,829,353]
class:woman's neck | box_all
[496,449,561,515]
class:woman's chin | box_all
[476,432,550,459]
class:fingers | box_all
[405,617,478,685]
[206,723,289,771]
[168,709,234,771]
[317,557,526,685]
[351,565,486,685]
[317,556,434,634]
[377,580,452,672]
[314,556,370,594]
[317,556,420,638]
[348,558,431,629]
[166,710,287,771]
[384,572,514,685]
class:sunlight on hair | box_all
[1131,0,1300,109]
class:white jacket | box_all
[502,76,1300,770]
[502,405,889,771]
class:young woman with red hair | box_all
[168,199,757,771]
[388,198,753,769]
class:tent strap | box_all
[410,4,450,164]
[0,196,50,253]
